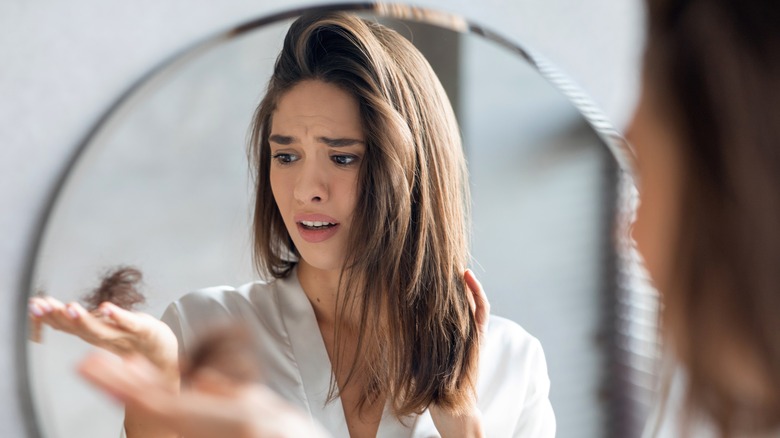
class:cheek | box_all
[633,184,660,278]
[341,176,360,220]
[627,88,683,293]
[632,169,680,294]
[269,171,289,214]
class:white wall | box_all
[0,1,644,436]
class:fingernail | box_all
[67,306,79,319]
[40,302,53,313]
[101,306,113,317]
[29,303,43,317]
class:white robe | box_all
[162,268,556,437]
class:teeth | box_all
[301,220,334,227]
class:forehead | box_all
[271,80,363,135]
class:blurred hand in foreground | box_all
[78,351,332,438]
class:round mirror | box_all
[23,4,645,438]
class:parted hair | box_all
[248,12,477,417]
[644,0,780,435]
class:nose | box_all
[293,158,328,205]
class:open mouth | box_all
[296,220,340,243]
[298,220,337,230]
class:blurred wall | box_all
[0,1,643,436]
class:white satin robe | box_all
[161,268,556,437]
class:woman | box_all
[630,0,780,436]
[74,0,780,436]
[31,11,555,438]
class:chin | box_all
[296,249,345,273]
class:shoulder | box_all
[166,279,278,316]
[480,315,550,400]
[484,315,546,361]
[161,278,286,349]
[479,316,556,436]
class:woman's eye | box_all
[272,153,298,165]
[332,155,358,166]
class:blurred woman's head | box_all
[631,0,780,434]
[248,12,477,417]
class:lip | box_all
[294,213,340,243]
[294,213,339,223]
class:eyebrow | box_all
[269,134,364,147]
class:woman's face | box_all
[269,80,366,272]
[627,81,684,294]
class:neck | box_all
[297,260,354,327]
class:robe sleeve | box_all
[512,337,556,438]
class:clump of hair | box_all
[180,324,261,385]
[82,266,146,311]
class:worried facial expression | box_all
[269,80,366,273]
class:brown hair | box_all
[643,0,780,434]
[248,12,477,417]
[82,266,145,311]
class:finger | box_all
[464,270,490,338]
[466,284,477,315]
[64,302,101,332]
[78,351,135,399]
[42,296,66,311]
[66,304,139,352]
[464,269,482,295]
[79,352,174,411]
[30,296,54,314]
[41,298,76,332]
[29,321,43,343]
[50,301,100,336]
[463,273,477,315]
[465,269,489,317]
[28,299,45,317]
[30,297,81,336]
[98,355,190,432]
[99,302,141,333]
[464,269,482,312]
[29,298,54,333]
[28,303,43,343]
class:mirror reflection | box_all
[28,7,622,438]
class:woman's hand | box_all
[429,269,490,438]
[28,296,178,376]
[78,351,331,438]
[30,296,180,437]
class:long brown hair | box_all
[248,12,477,417]
[644,0,780,434]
